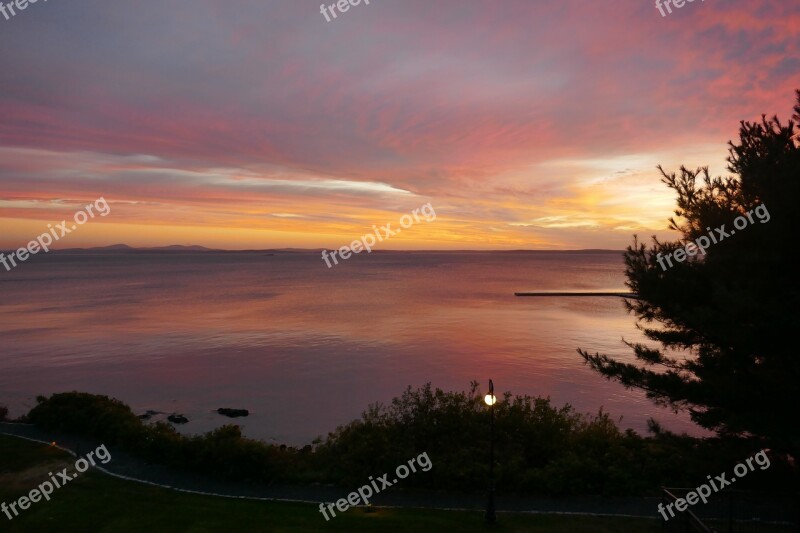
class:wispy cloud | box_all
[0,0,796,249]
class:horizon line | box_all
[0,244,627,254]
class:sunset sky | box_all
[1,0,798,250]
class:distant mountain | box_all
[147,245,217,252]
[51,244,220,254]
[87,244,135,251]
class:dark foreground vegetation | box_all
[0,435,660,533]
[7,383,797,496]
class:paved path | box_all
[1,422,659,519]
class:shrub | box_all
[23,387,795,495]
[26,392,303,483]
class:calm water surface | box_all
[0,252,702,444]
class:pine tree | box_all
[580,91,800,457]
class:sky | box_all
[0,0,798,250]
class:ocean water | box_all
[0,251,701,444]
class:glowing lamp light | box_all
[485,378,496,406]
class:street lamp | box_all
[485,379,497,524]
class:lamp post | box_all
[484,379,497,524]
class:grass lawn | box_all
[0,435,659,532]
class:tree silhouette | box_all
[580,91,800,457]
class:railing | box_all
[662,488,715,532]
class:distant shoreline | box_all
[0,246,626,255]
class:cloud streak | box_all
[0,0,797,249]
